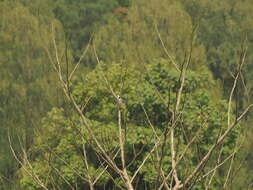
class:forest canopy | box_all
[0,0,253,189]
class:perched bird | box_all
[116,94,126,111]
[117,95,123,105]
[117,95,127,127]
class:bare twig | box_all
[8,131,48,190]
[69,36,92,81]
[183,103,253,188]
[154,23,180,72]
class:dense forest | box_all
[1,0,253,189]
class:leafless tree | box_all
[10,23,252,190]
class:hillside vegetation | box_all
[0,0,253,189]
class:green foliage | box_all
[182,0,253,98]
[21,0,128,64]
[53,0,119,60]
[1,0,252,189]
[19,59,240,189]
[0,1,66,187]
[94,0,204,66]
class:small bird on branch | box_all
[116,94,127,111]
[117,95,123,105]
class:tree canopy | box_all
[1,0,253,189]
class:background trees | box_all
[1,0,253,189]
[0,1,65,188]
[18,59,243,189]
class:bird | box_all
[117,95,123,105]
[117,94,126,111]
